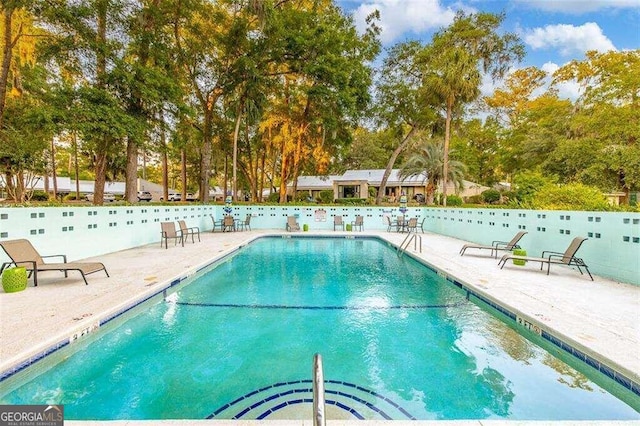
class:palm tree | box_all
[398,140,466,205]
[419,12,524,205]
[422,46,479,206]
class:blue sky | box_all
[336,0,640,98]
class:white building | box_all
[0,176,173,201]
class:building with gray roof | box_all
[290,169,489,202]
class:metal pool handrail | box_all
[398,230,422,256]
[312,353,326,426]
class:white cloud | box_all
[515,0,640,14]
[352,0,458,44]
[524,22,616,56]
[479,72,502,98]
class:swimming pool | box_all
[1,237,638,420]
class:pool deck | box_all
[1,230,639,425]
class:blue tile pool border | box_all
[1,234,638,401]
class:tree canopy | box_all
[0,2,637,209]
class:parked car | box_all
[159,192,179,201]
[167,192,196,202]
[85,193,115,202]
[137,191,152,202]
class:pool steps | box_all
[207,379,416,420]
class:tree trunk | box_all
[92,0,108,205]
[251,139,259,201]
[291,128,303,198]
[96,1,107,86]
[142,150,147,180]
[73,131,80,199]
[159,112,168,201]
[232,107,241,202]
[4,171,14,201]
[278,154,289,203]
[94,151,108,206]
[125,136,138,201]
[125,0,159,204]
[181,148,187,200]
[426,180,436,205]
[238,161,252,201]
[200,103,216,203]
[161,155,168,202]
[269,126,277,197]
[223,154,228,200]
[442,97,453,206]
[278,121,293,203]
[279,79,292,203]
[240,120,259,200]
[375,126,417,205]
[50,137,58,199]
[0,7,16,129]
[16,170,25,203]
[259,149,266,202]
[200,138,211,203]
[243,119,257,201]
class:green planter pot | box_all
[346,224,352,232]
[2,267,28,293]
[303,224,309,232]
[512,249,527,266]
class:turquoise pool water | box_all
[1,237,638,420]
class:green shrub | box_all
[514,171,556,202]
[465,195,483,204]
[335,198,368,205]
[294,191,310,202]
[318,190,334,204]
[30,190,50,201]
[481,189,501,204]
[446,195,463,206]
[63,193,83,201]
[531,183,610,211]
[266,193,280,203]
[368,187,378,198]
[501,190,517,203]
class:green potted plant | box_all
[2,267,28,293]
[512,249,527,266]
[303,224,309,231]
